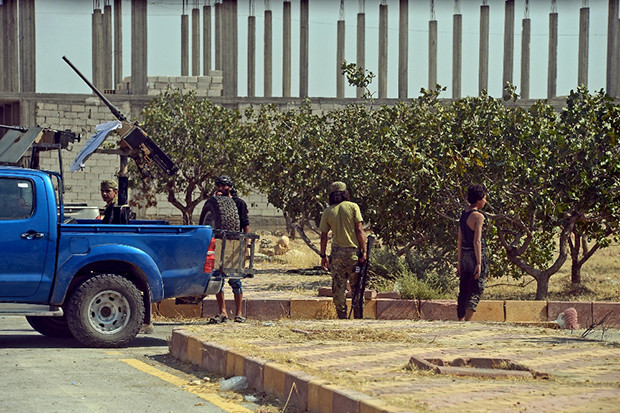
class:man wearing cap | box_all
[207,175,250,324]
[100,179,118,224]
[319,181,367,319]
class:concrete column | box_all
[92,7,104,90]
[103,3,113,90]
[215,1,221,70]
[19,0,36,93]
[114,0,123,90]
[131,0,147,95]
[429,19,437,90]
[479,4,489,95]
[283,1,291,97]
[452,12,462,99]
[548,12,558,99]
[502,0,514,98]
[181,13,189,76]
[0,3,5,91]
[232,0,238,94]
[356,11,366,98]
[578,7,589,88]
[398,0,408,99]
[192,7,200,76]
[203,4,212,75]
[264,8,273,97]
[2,0,18,92]
[521,17,530,99]
[337,18,345,98]
[607,0,619,97]
[222,0,237,96]
[248,14,256,97]
[300,0,309,98]
[378,3,388,99]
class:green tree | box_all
[556,87,620,287]
[131,90,247,224]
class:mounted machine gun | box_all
[62,56,178,211]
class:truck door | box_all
[0,176,53,298]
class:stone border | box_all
[170,329,405,413]
[155,297,620,327]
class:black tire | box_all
[26,315,73,338]
[66,274,145,348]
[199,196,240,231]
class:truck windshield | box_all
[0,177,34,220]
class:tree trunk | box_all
[534,276,549,300]
[283,213,296,239]
[570,229,582,285]
[571,261,582,285]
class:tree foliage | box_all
[133,86,619,299]
[130,89,247,224]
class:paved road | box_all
[0,316,262,413]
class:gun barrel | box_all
[0,124,28,133]
[62,56,128,122]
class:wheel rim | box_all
[87,290,131,334]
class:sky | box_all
[35,0,614,100]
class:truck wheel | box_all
[199,196,240,231]
[26,315,73,338]
[66,274,145,348]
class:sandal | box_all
[234,316,246,323]
[208,314,228,324]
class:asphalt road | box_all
[0,316,262,413]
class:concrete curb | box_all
[170,329,406,413]
[155,297,620,327]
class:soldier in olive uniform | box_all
[319,182,367,319]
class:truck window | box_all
[0,178,34,220]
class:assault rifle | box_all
[62,56,178,178]
[349,235,375,319]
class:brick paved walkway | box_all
[175,319,620,412]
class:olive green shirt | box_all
[319,201,363,248]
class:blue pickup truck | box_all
[0,166,255,347]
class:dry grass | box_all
[254,232,620,302]
[485,243,620,301]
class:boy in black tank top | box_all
[457,184,488,321]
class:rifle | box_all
[350,235,375,319]
[62,56,178,177]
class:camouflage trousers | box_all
[330,247,361,317]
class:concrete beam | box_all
[521,18,530,99]
[203,5,212,75]
[502,0,515,98]
[378,3,388,99]
[398,0,408,99]
[19,0,36,93]
[192,7,200,76]
[479,4,489,95]
[131,0,148,95]
[356,12,366,98]
[264,9,272,97]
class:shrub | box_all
[397,275,443,300]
